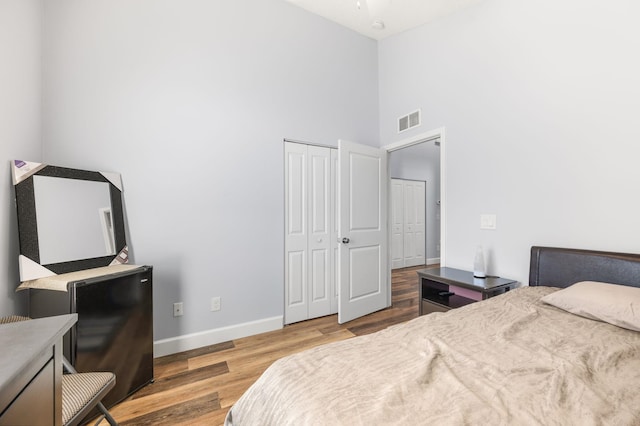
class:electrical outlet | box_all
[211,297,221,312]
[173,302,184,317]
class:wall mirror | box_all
[12,160,128,282]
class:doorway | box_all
[383,127,445,270]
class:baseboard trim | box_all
[427,257,441,265]
[154,315,284,358]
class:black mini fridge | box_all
[29,265,154,410]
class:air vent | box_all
[398,109,421,133]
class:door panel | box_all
[308,146,332,317]
[330,149,339,314]
[403,180,426,267]
[403,180,417,265]
[391,179,404,269]
[310,151,328,234]
[350,155,382,230]
[310,249,328,303]
[349,246,382,298]
[284,143,308,324]
[338,140,388,324]
[415,181,426,261]
[287,251,305,305]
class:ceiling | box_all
[284,0,484,40]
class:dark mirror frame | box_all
[13,163,127,280]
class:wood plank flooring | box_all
[96,265,433,426]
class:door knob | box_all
[341,237,350,244]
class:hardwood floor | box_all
[96,265,434,426]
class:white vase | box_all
[474,246,486,278]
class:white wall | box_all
[389,142,441,262]
[0,0,43,316]
[379,0,640,284]
[41,0,379,347]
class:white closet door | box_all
[391,179,426,269]
[284,142,308,324]
[391,179,404,269]
[403,181,416,265]
[285,142,336,325]
[414,181,426,265]
[308,145,332,318]
[330,149,339,314]
[403,180,426,267]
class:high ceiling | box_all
[284,0,484,40]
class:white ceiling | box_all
[284,0,484,40]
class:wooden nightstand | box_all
[417,267,518,315]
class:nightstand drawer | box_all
[421,299,450,315]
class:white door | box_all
[338,140,388,324]
[307,145,333,318]
[403,180,426,267]
[390,179,404,269]
[284,142,336,325]
[330,149,339,314]
[284,143,308,324]
[391,179,426,269]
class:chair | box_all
[0,316,118,426]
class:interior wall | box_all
[389,142,441,262]
[379,0,640,284]
[41,0,379,343]
[0,0,43,316]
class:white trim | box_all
[283,138,337,150]
[382,127,444,152]
[383,126,446,267]
[153,315,283,358]
[426,257,441,266]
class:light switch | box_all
[480,214,497,230]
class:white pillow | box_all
[541,281,640,332]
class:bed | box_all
[226,246,640,425]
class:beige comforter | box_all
[227,287,640,425]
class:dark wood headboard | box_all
[529,246,640,288]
